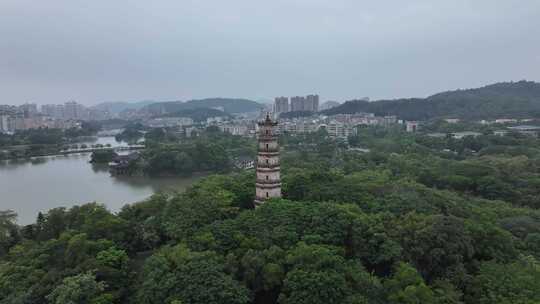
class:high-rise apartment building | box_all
[274,97,289,113]
[289,94,319,112]
[19,103,38,118]
[41,104,64,118]
[290,96,305,112]
[64,101,78,119]
[64,101,88,120]
[0,115,10,133]
[55,105,65,119]
[305,94,319,112]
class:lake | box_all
[0,137,204,225]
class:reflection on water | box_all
[79,136,129,148]
[91,162,110,173]
[29,157,48,166]
[0,137,204,225]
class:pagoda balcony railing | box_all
[255,182,282,189]
[258,148,279,153]
[256,162,280,168]
[258,136,278,142]
[255,196,278,203]
[256,167,280,173]
[256,179,281,184]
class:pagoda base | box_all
[254,199,264,207]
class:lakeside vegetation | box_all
[114,123,145,143]
[90,149,117,164]
[1,121,540,303]
[141,126,255,176]
[0,122,102,160]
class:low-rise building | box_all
[321,122,353,138]
[507,125,540,137]
[109,152,140,175]
[406,121,420,132]
[207,116,225,124]
[427,132,447,138]
[495,119,518,124]
[145,117,194,128]
[451,131,482,139]
[234,156,254,170]
[220,124,249,136]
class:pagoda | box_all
[254,114,281,206]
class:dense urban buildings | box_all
[144,117,194,128]
[0,101,108,133]
[0,97,408,138]
[3,95,534,142]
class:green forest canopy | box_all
[1,126,540,303]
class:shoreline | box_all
[0,145,144,161]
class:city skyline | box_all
[1,1,540,105]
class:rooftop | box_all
[508,125,540,131]
[258,113,278,126]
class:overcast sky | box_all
[1,0,539,105]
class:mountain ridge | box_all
[91,100,157,114]
[323,80,540,120]
[142,98,263,115]
[158,108,231,122]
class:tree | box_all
[467,256,540,304]
[392,214,474,283]
[90,150,117,164]
[136,245,249,304]
[279,269,350,304]
[240,246,286,296]
[117,195,169,252]
[431,280,463,304]
[36,207,68,241]
[46,272,112,304]
[384,263,435,304]
[162,180,238,242]
[278,243,382,304]
[0,210,19,256]
[524,233,540,259]
[95,247,131,302]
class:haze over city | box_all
[1,0,540,105]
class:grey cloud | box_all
[0,0,539,105]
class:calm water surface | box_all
[0,137,204,225]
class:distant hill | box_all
[143,98,263,115]
[255,98,273,105]
[159,108,231,122]
[323,81,540,120]
[320,101,341,111]
[92,100,156,114]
